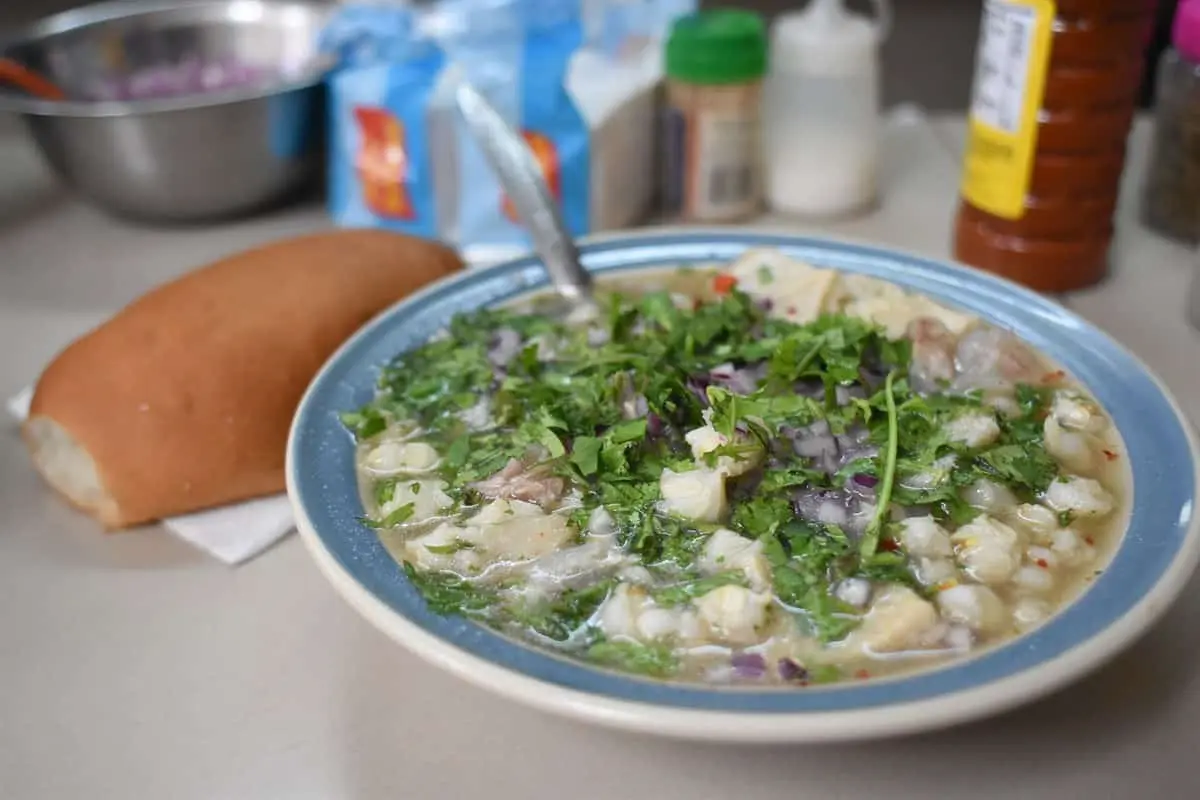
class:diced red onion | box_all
[793,488,860,528]
[852,473,878,488]
[778,658,808,682]
[586,327,610,347]
[487,328,523,367]
[686,374,713,406]
[82,58,275,102]
[731,652,767,679]
[834,385,866,406]
[646,412,664,437]
[794,379,825,398]
[621,393,649,420]
[707,362,764,395]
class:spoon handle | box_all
[453,81,593,304]
[0,58,66,100]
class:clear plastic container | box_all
[761,0,889,218]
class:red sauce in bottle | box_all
[953,1,1156,292]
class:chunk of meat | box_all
[693,585,771,645]
[1044,416,1098,474]
[907,317,957,392]
[699,528,772,591]
[944,412,1001,448]
[379,478,453,523]
[843,585,943,654]
[937,584,1008,635]
[898,516,953,557]
[1008,503,1060,544]
[684,424,761,477]
[1051,391,1108,435]
[363,441,441,476]
[598,584,705,644]
[951,514,1022,584]
[1043,476,1113,518]
[660,467,728,522]
[961,479,1018,514]
[472,458,566,507]
[952,326,1043,392]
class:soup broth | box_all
[346,250,1129,686]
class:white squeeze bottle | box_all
[762,0,889,217]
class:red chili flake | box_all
[692,298,703,310]
[799,681,809,687]
[879,538,901,552]
[1084,535,1095,546]
[1102,449,1119,462]
[1042,370,1066,384]
[854,669,871,680]
[1036,558,1049,569]
[712,274,738,295]
[786,305,797,316]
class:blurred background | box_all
[0,0,1180,110]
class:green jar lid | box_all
[665,9,768,85]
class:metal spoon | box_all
[453,80,594,308]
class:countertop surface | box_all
[2,111,1199,799]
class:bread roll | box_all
[23,230,464,528]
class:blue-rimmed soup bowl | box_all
[286,230,1200,743]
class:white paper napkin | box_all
[7,386,294,564]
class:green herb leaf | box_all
[362,502,415,529]
[651,572,747,606]
[403,564,496,616]
[570,435,604,476]
[586,639,678,677]
[860,370,900,558]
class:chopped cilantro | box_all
[403,564,496,616]
[586,639,678,678]
[345,282,1094,685]
[514,581,615,642]
[373,478,397,508]
[362,502,415,528]
[651,572,747,606]
[340,407,388,440]
[423,540,474,555]
[860,370,899,558]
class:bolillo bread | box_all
[23,230,464,529]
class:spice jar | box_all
[952,0,1156,292]
[661,9,768,223]
[1142,1,1200,244]
[762,0,889,218]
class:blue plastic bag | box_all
[322,0,695,254]
[426,0,526,249]
[441,0,591,249]
[324,4,446,236]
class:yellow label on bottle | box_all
[961,0,1055,220]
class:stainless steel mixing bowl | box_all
[0,0,331,223]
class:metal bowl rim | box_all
[0,0,331,118]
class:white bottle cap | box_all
[770,0,882,77]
